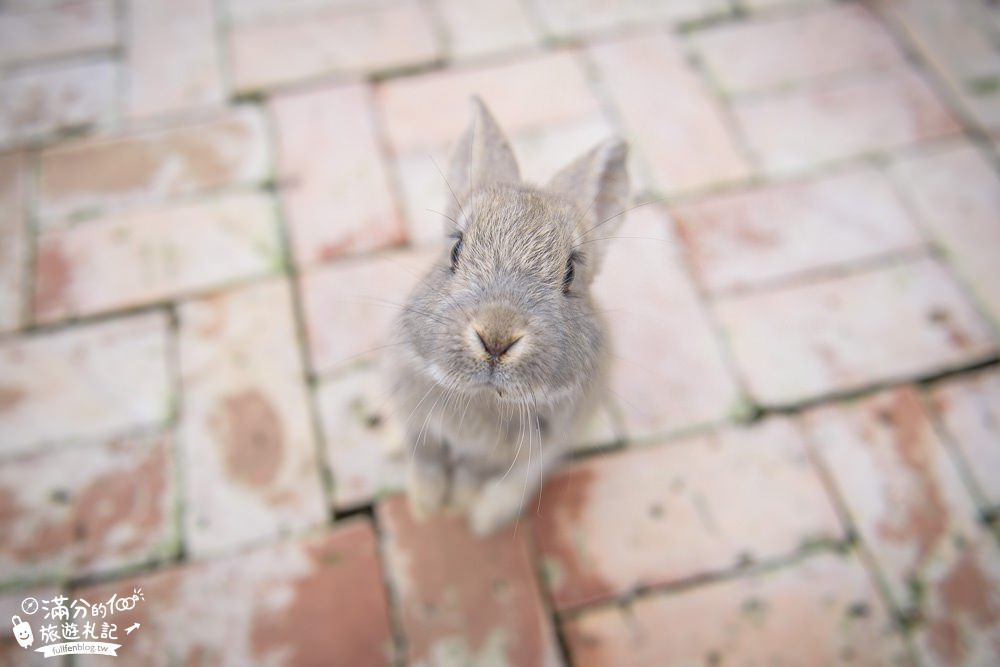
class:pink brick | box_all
[271,83,405,266]
[435,0,540,60]
[672,167,925,294]
[530,0,729,37]
[178,279,326,556]
[37,109,269,221]
[223,0,394,24]
[692,4,903,95]
[714,257,997,406]
[588,33,750,195]
[927,368,1000,508]
[593,207,740,438]
[0,59,117,148]
[316,365,405,509]
[378,494,562,667]
[74,521,395,666]
[914,533,1000,667]
[0,586,64,667]
[0,152,27,332]
[229,2,440,92]
[563,553,912,667]
[0,0,116,67]
[0,312,171,456]
[378,51,600,153]
[300,248,437,375]
[733,66,959,174]
[877,0,1000,133]
[888,143,1000,328]
[33,193,282,322]
[801,387,981,609]
[0,434,175,584]
[533,417,842,611]
[125,0,224,119]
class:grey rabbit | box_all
[385,97,629,536]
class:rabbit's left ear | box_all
[548,138,629,267]
[446,97,520,219]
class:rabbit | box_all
[385,97,628,536]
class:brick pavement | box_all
[1,1,999,665]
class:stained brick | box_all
[0,312,172,457]
[529,0,729,37]
[563,553,912,667]
[888,143,1000,330]
[0,152,27,332]
[927,368,1000,508]
[435,0,540,61]
[593,207,740,438]
[672,167,924,294]
[533,416,842,611]
[271,83,405,266]
[228,2,440,92]
[0,0,116,67]
[177,278,326,556]
[588,33,751,195]
[378,494,562,667]
[733,66,959,174]
[125,0,224,119]
[74,521,395,666]
[299,248,437,376]
[0,59,117,148]
[37,109,269,222]
[714,257,997,406]
[0,435,176,584]
[33,193,282,322]
[691,3,903,95]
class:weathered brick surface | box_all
[0,152,26,332]
[0,0,116,67]
[0,59,117,148]
[37,109,269,222]
[714,257,997,406]
[177,279,326,556]
[228,2,440,92]
[888,143,1000,329]
[0,312,172,457]
[33,193,282,322]
[533,416,842,611]
[378,494,563,667]
[74,521,395,666]
[593,207,740,437]
[300,248,437,375]
[316,364,405,510]
[0,434,175,584]
[672,167,924,294]
[876,0,1000,133]
[733,66,960,174]
[692,4,903,95]
[435,0,540,61]
[563,553,913,667]
[271,83,405,266]
[926,368,1000,509]
[529,0,729,37]
[588,33,750,195]
[125,0,224,119]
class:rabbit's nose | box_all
[475,329,522,362]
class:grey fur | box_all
[385,97,629,535]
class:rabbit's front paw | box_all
[468,482,522,537]
[407,462,447,520]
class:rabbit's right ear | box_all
[445,97,520,220]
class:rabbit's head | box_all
[398,98,628,406]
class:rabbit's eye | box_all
[449,234,463,272]
[563,255,577,293]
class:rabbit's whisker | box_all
[573,197,667,246]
